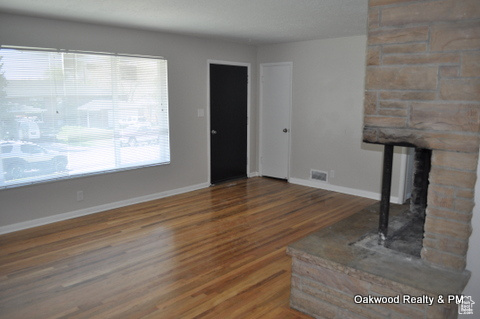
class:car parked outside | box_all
[1,141,68,180]
[119,124,161,147]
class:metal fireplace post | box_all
[379,145,394,245]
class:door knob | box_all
[211,130,217,135]
[283,128,288,133]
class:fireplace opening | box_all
[379,147,432,258]
[383,210,425,257]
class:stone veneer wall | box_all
[363,0,480,271]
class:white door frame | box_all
[259,62,293,180]
[207,60,251,184]
[398,146,415,203]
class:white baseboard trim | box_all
[289,178,402,204]
[0,182,210,235]
[1,178,403,235]
[248,171,260,178]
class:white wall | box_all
[0,13,258,231]
[257,36,407,201]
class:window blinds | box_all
[0,46,170,188]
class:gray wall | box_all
[1,15,406,231]
[0,13,258,228]
[257,36,407,200]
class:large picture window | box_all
[0,46,170,189]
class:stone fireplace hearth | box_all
[287,203,470,318]
[288,0,479,318]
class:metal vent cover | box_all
[310,170,328,182]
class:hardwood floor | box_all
[0,177,376,318]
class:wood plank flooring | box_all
[0,177,376,318]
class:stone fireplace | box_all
[288,0,479,318]
[364,0,479,271]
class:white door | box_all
[260,62,292,179]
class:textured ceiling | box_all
[0,0,368,44]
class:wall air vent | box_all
[310,170,328,182]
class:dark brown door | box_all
[210,64,248,184]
